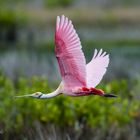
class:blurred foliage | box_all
[32,40,140,54]
[0,9,15,27]
[44,0,75,8]
[86,39,140,47]
[0,8,27,43]
[0,8,26,27]
[0,73,140,139]
[0,0,26,5]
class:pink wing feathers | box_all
[86,49,109,88]
[55,15,86,90]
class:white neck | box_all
[40,83,62,99]
[40,91,60,99]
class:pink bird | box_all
[16,15,116,99]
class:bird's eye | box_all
[36,93,39,95]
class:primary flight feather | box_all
[55,15,86,90]
[15,15,116,99]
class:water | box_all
[1,20,140,82]
[0,49,60,82]
[78,26,140,40]
[0,46,140,82]
[107,46,140,80]
[18,25,140,43]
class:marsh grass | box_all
[0,74,140,139]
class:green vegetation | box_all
[0,0,140,139]
[0,8,26,26]
[44,0,75,8]
[82,39,140,48]
[0,73,140,139]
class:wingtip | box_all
[97,49,103,57]
[57,15,60,20]
[56,16,60,31]
[58,15,66,20]
[61,14,65,18]
[102,51,107,57]
[93,48,98,58]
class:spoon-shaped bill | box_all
[14,94,32,98]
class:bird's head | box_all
[30,92,43,98]
[15,92,43,99]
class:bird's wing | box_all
[86,49,109,87]
[55,15,86,89]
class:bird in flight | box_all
[16,15,117,99]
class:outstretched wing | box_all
[86,49,109,87]
[55,15,86,90]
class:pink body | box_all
[55,15,109,97]
[72,87,104,96]
[16,15,115,99]
[59,82,104,96]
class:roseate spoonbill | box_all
[15,15,117,99]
